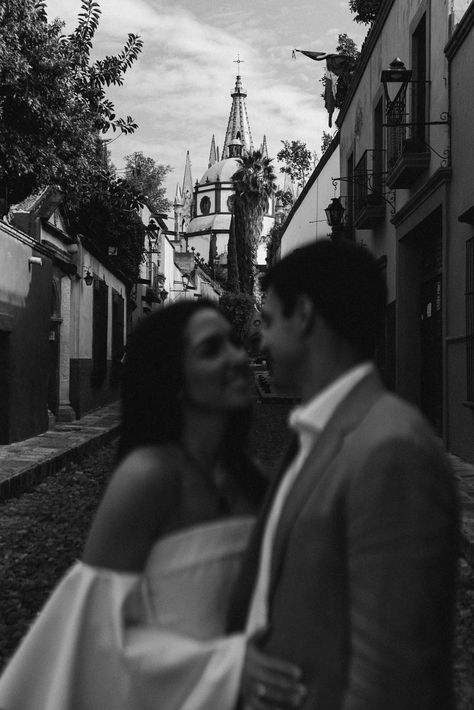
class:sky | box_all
[44,0,367,203]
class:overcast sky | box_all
[44,0,366,202]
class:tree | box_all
[124,152,172,214]
[348,0,383,24]
[68,175,146,283]
[265,222,285,268]
[276,140,313,189]
[0,0,143,210]
[231,150,277,297]
[321,131,333,154]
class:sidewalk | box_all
[0,402,121,500]
[0,400,474,567]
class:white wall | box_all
[280,144,339,258]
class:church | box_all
[172,66,277,271]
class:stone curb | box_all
[0,405,121,502]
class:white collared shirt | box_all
[245,362,374,634]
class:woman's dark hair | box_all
[118,300,216,460]
[116,299,266,502]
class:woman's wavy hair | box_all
[116,301,263,503]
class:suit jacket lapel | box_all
[268,371,385,606]
[226,434,300,632]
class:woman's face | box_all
[182,309,253,412]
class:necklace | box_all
[179,443,232,514]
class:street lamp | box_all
[325,197,345,228]
[381,58,412,124]
[83,268,94,286]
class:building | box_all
[273,0,474,462]
[0,187,128,441]
[173,69,275,271]
[334,0,473,457]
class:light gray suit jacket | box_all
[228,371,459,710]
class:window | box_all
[411,13,427,149]
[373,98,384,196]
[346,152,354,229]
[91,278,108,386]
[200,196,211,215]
[111,290,124,386]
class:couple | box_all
[0,239,459,709]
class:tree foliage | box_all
[321,131,333,154]
[276,140,313,189]
[348,0,383,24]
[0,0,143,208]
[123,152,172,214]
[230,150,277,297]
[68,175,146,283]
[265,222,285,268]
[219,292,256,347]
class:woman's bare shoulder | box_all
[82,443,182,571]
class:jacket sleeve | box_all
[342,437,458,710]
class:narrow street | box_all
[0,400,473,707]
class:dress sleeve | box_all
[0,561,246,710]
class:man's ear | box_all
[293,294,316,336]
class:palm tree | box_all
[231,150,277,296]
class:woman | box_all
[0,300,304,710]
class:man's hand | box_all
[241,629,307,709]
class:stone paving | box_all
[0,403,121,500]
[1,399,474,566]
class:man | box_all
[228,239,459,709]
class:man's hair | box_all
[261,239,387,359]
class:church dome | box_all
[199,157,242,185]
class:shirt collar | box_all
[288,362,374,435]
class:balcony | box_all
[386,127,430,189]
[353,150,386,229]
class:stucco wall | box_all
[280,146,339,258]
[0,224,52,442]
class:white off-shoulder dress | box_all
[0,516,254,710]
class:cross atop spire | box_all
[233,54,244,73]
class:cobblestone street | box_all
[0,400,473,706]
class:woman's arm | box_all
[83,446,180,573]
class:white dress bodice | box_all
[0,517,254,710]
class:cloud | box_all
[45,0,352,199]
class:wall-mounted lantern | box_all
[325,197,345,229]
[83,267,94,286]
[182,272,192,290]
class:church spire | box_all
[260,134,268,159]
[208,135,217,168]
[181,151,194,230]
[182,150,193,197]
[222,60,254,159]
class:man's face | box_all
[260,287,304,395]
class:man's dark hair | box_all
[261,239,387,359]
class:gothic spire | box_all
[222,67,254,159]
[208,135,217,168]
[260,134,268,159]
